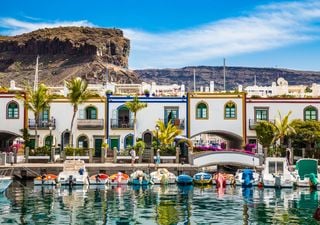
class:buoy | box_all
[257,182,263,188]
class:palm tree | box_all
[66,77,91,146]
[18,83,51,148]
[153,120,182,149]
[125,96,147,144]
[273,111,295,155]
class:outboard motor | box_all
[215,173,226,188]
[309,173,318,188]
[68,175,74,188]
[242,169,253,187]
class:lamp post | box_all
[48,121,53,163]
[155,124,160,150]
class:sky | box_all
[1,0,320,70]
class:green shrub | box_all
[64,147,90,156]
[30,146,51,156]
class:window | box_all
[86,106,97,119]
[7,101,19,119]
[124,134,134,148]
[254,108,268,121]
[78,135,88,148]
[164,107,179,125]
[44,136,53,147]
[196,102,208,119]
[225,101,236,119]
[304,106,317,121]
[41,108,49,122]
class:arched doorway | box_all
[0,131,20,152]
[61,130,70,150]
[142,130,153,148]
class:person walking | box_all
[130,149,136,166]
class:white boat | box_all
[150,168,176,185]
[0,176,12,193]
[235,169,260,186]
[57,160,89,185]
[262,157,294,188]
[292,158,319,187]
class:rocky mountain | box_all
[0,27,140,86]
[135,66,320,91]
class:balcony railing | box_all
[163,118,185,130]
[28,118,56,130]
[111,119,134,129]
[249,119,275,130]
[77,119,104,130]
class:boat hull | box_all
[0,177,12,193]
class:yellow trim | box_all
[195,101,209,120]
[224,101,237,120]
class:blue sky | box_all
[1,0,320,70]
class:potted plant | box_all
[106,90,113,96]
[144,89,150,97]
[134,140,146,163]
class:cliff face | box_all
[0,27,140,86]
[135,66,320,90]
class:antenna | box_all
[34,55,39,91]
[223,58,226,91]
[193,68,196,92]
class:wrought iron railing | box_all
[110,119,134,129]
[28,118,56,129]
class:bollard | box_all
[51,147,55,163]
[113,147,117,163]
[176,147,180,164]
[89,148,93,163]
[0,152,6,165]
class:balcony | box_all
[77,119,104,130]
[164,118,185,130]
[28,118,56,130]
[249,119,274,130]
[111,119,134,129]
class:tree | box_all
[66,77,91,146]
[18,84,51,148]
[273,111,295,153]
[255,120,276,161]
[125,96,147,144]
[290,119,320,155]
[153,120,182,150]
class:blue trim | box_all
[109,100,187,103]
[186,95,189,137]
[106,96,109,139]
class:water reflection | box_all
[0,182,320,224]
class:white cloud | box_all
[124,0,320,69]
[0,18,94,35]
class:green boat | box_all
[293,159,319,187]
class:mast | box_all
[34,55,39,91]
[193,68,196,92]
[223,58,226,91]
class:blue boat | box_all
[129,170,150,185]
[176,174,193,185]
[193,172,212,185]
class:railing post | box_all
[150,147,154,163]
[89,148,93,163]
[176,147,180,163]
[25,147,29,163]
[113,147,118,163]
[188,147,193,165]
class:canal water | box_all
[0,182,319,225]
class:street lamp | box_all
[48,120,53,163]
[155,124,160,150]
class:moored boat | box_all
[212,173,235,186]
[129,170,150,185]
[176,174,193,185]
[235,169,260,187]
[0,176,12,193]
[262,157,294,188]
[150,168,176,185]
[193,172,212,185]
[109,172,129,185]
[292,158,319,188]
[89,173,109,185]
[34,174,57,185]
[57,160,89,186]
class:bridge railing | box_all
[193,148,256,155]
